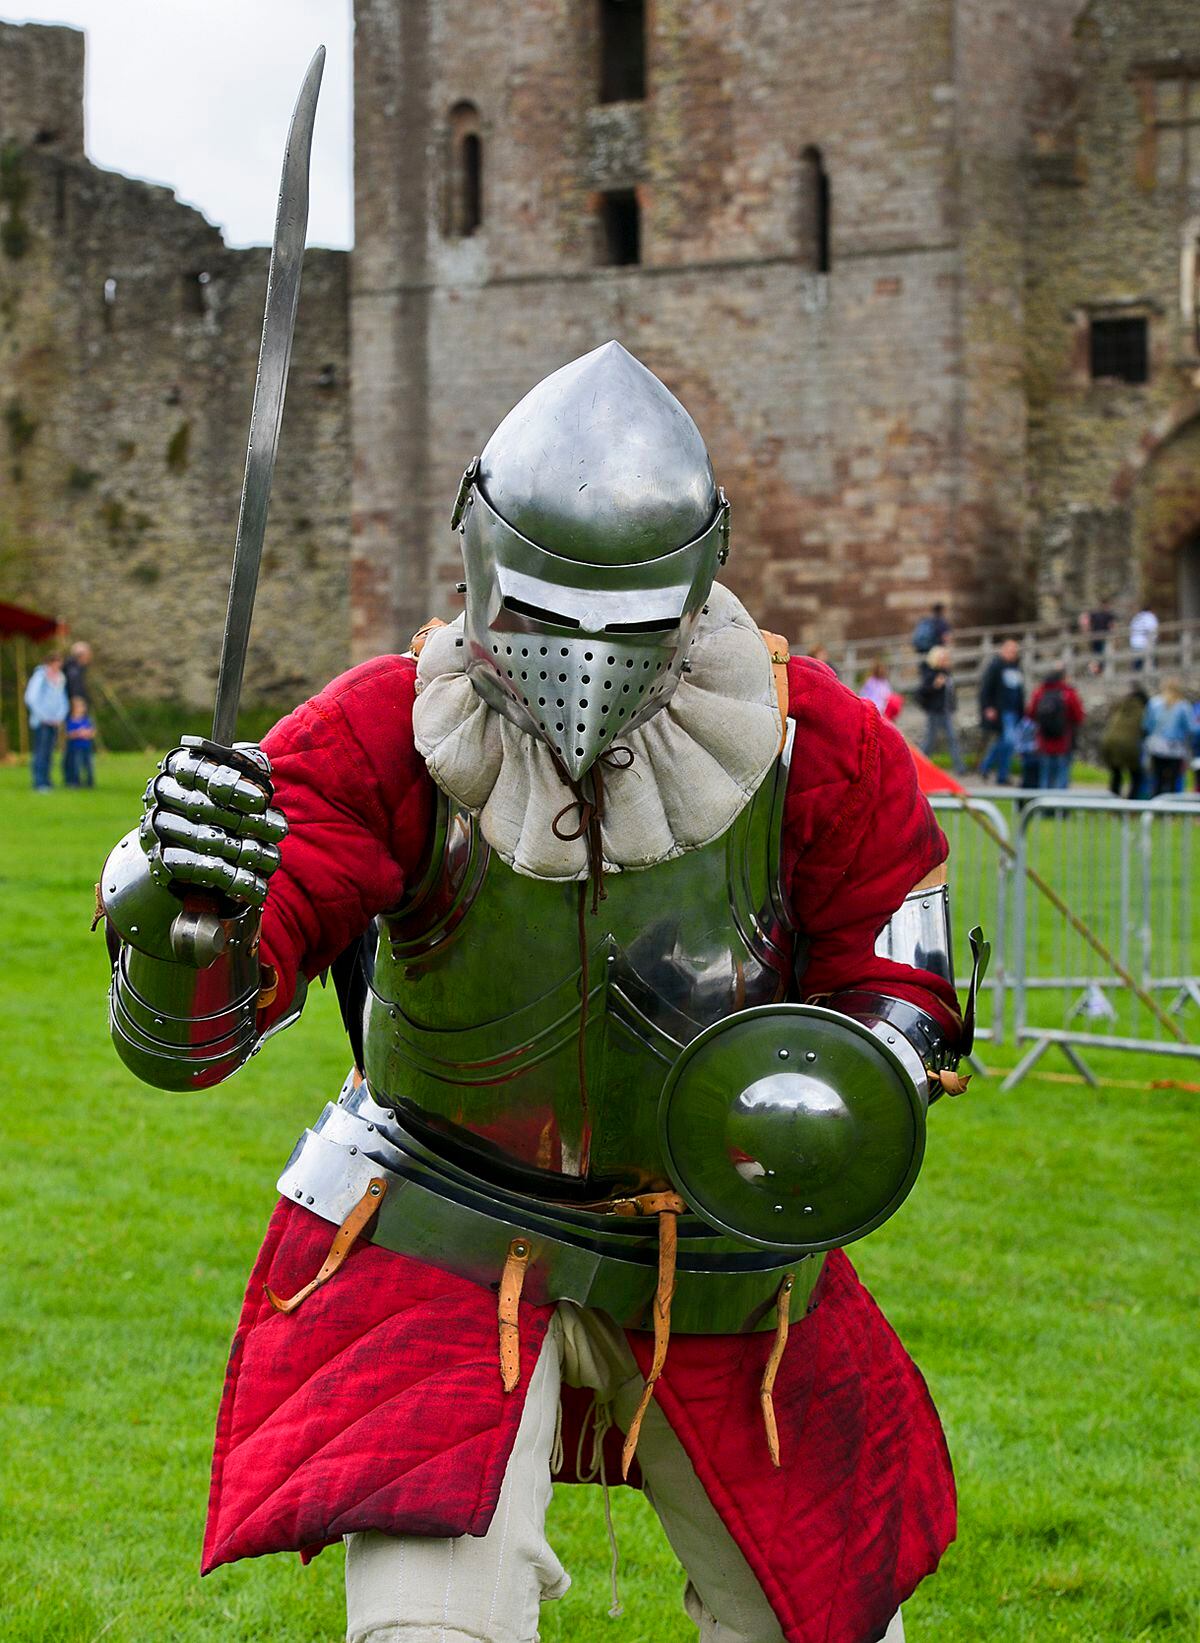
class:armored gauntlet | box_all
[102,736,293,1091]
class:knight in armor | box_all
[100,342,979,1643]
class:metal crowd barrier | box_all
[929,795,1012,1046]
[1003,794,1200,1088]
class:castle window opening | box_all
[599,189,640,266]
[1152,74,1200,194]
[183,269,212,317]
[447,103,483,237]
[1089,315,1149,384]
[1179,533,1200,621]
[800,146,831,274]
[34,128,60,145]
[598,0,645,104]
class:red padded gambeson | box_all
[202,653,958,1643]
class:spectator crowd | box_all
[848,603,1200,797]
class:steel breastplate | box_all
[361,733,798,1202]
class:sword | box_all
[213,45,325,745]
[169,47,324,965]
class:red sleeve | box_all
[781,657,961,1032]
[256,655,435,1027]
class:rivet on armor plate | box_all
[369,1184,381,1197]
[805,1050,817,1062]
[120,839,128,848]
[305,1196,314,1205]
[778,1048,789,1060]
[349,1145,358,1155]
[130,925,139,935]
[294,1189,302,1199]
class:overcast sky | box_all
[1,0,353,247]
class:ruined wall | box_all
[0,21,351,711]
[1025,0,1200,620]
[352,0,1057,659]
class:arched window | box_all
[447,102,483,238]
[800,146,831,275]
[598,0,645,103]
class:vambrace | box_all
[829,883,971,1103]
[100,829,302,1091]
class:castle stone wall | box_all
[0,20,350,711]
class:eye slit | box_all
[607,616,679,635]
[584,651,593,661]
[604,680,612,690]
[501,595,580,630]
[556,698,565,707]
[521,647,529,657]
[538,697,546,706]
[556,722,564,731]
[539,670,548,680]
[492,644,499,654]
[621,683,630,693]
[580,698,588,708]
[601,705,609,715]
[576,747,584,757]
[539,646,548,656]
[581,674,591,684]
[505,645,512,655]
[577,722,586,733]
[558,672,567,682]
[561,647,569,657]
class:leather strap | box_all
[760,629,790,752]
[265,1177,387,1315]
[409,617,447,659]
[497,1237,531,1393]
[621,1203,682,1478]
[759,1271,794,1467]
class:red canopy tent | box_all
[906,741,967,797]
[0,601,60,641]
[0,601,63,757]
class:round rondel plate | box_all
[657,1003,926,1253]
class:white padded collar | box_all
[411,583,781,881]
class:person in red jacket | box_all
[100,345,979,1643]
[1028,666,1086,789]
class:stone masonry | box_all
[0,21,350,710]
[349,0,1086,661]
[1026,0,1200,627]
[5,4,1200,708]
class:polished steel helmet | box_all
[450,340,729,783]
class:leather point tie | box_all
[760,1272,794,1468]
[266,1177,387,1316]
[621,1194,686,1479]
[498,1238,531,1393]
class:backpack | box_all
[1034,686,1068,740]
[912,616,938,654]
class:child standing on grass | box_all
[63,696,96,788]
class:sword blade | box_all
[211,46,325,746]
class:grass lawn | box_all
[1,753,1197,1642]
